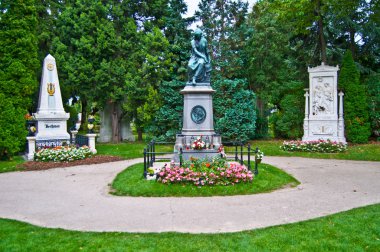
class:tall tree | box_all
[147,0,191,140]
[53,0,172,142]
[0,0,39,110]
[0,0,39,158]
[339,50,371,143]
[246,0,306,138]
[365,72,380,138]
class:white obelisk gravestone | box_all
[302,63,346,143]
[34,54,70,147]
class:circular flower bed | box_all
[157,157,253,186]
[34,146,93,162]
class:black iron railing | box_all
[143,140,176,178]
[143,140,261,178]
[222,142,260,175]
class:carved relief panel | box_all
[311,76,334,116]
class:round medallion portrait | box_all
[191,105,206,124]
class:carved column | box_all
[86,133,97,154]
[26,136,36,160]
[70,130,78,144]
[303,89,310,139]
[338,91,345,142]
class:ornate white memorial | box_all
[34,54,70,148]
[302,63,346,143]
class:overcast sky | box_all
[183,0,257,18]
[183,0,257,29]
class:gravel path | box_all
[0,156,379,233]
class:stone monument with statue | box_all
[175,29,222,161]
[302,63,346,143]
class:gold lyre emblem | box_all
[47,83,55,96]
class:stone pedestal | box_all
[175,85,221,161]
[70,130,78,144]
[302,63,346,143]
[26,136,36,160]
[86,133,97,154]
[34,54,70,148]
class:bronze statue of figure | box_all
[188,28,211,85]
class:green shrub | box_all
[0,94,28,159]
[213,78,257,142]
[272,81,304,139]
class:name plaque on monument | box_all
[45,124,61,129]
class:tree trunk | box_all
[255,97,268,138]
[111,101,121,143]
[81,98,87,131]
[316,0,327,63]
[137,128,143,141]
[349,27,356,59]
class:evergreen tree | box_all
[213,78,256,142]
[339,50,371,143]
[0,94,27,159]
[0,0,39,158]
[0,0,39,110]
[149,80,184,140]
[246,1,306,139]
[53,0,172,142]
[365,73,380,138]
[271,81,305,139]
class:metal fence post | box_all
[240,142,243,165]
[254,147,259,175]
[150,141,154,166]
[248,143,251,170]
[152,140,156,162]
[143,148,147,178]
[235,143,238,161]
[179,147,183,167]
[147,143,150,168]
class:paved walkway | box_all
[0,157,379,233]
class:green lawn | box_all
[245,140,380,161]
[96,141,173,159]
[111,162,299,197]
[0,156,25,173]
[0,204,379,251]
[1,140,377,174]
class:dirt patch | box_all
[18,155,124,171]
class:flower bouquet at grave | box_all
[191,136,206,150]
[217,145,226,158]
[255,149,264,163]
[24,113,35,121]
